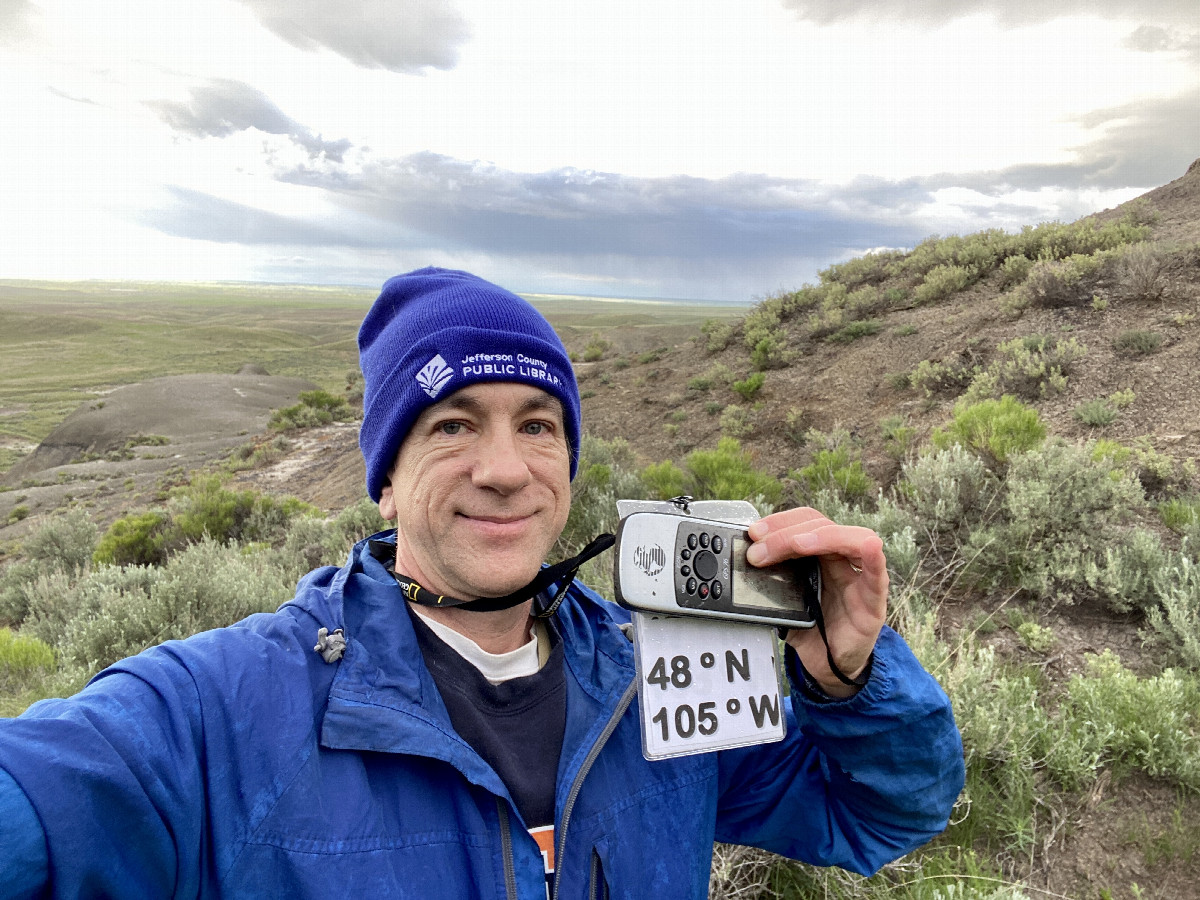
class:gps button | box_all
[693,550,719,582]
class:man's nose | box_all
[472,427,532,493]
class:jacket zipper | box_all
[588,848,608,900]
[498,800,518,900]
[552,677,638,899]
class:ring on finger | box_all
[847,560,864,574]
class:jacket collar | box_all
[313,532,636,797]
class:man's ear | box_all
[378,485,397,522]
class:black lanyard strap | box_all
[368,533,616,615]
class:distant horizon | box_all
[0,276,752,308]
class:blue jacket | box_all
[0,534,964,899]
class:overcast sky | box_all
[1,0,1196,301]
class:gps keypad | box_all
[675,526,731,608]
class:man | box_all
[0,267,964,898]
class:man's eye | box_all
[439,422,464,435]
[523,422,547,435]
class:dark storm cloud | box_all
[276,153,929,261]
[142,187,371,246]
[148,79,351,162]
[778,0,1197,27]
[926,86,1200,194]
[234,0,470,73]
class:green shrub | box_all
[880,416,917,460]
[827,318,883,343]
[731,372,765,400]
[581,334,611,362]
[24,508,97,578]
[684,438,782,507]
[1073,399,1119,427]
[931,396,1046,467]
[94,511,173,567]
[1013,253,1108,309]
[0,627,55,692]
[792,447,873,504]
[1159,497,1200,533]
[269,389,354,432]
[700,318,736,353]
[817,252,900,288]
[1112,329,1163,356]
[996,254,1033,288]
[334,496,391,544]
[7,506,29,524]
[914,264,974,304]
[686,374,713,391]
[169,476,317,546]
[641,460,688,501]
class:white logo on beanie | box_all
[416,354,454,399]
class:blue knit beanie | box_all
[358,267,581,501]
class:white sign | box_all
[632,612,786,760]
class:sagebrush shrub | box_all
[57,539,292,674]
[899,445,1001,543]
[1117,242,1170,302]
[1112,329,1163,356]
[731,372,765,400]
[962,441,1147,603]
[914,264,974,305]
[1073,398,1119,427]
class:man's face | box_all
[378,382,572,600]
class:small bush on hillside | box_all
[910,358,980,398]
[0,627,55,694]
[1073,398,1119,427]
[334,496,391,544]
[827,318,883,343]
[581,335,611,362]
[1145,555,1200,670]
[914,264,974,305]
[965,335,1087,402]
[1117,242,1171,302]
[792,446,873,505]
[1112,329,1163,356]
[700,318,737,353]
[817,251,900,288]
[94,511,173,567]
[169,475,318,546]
[749,333,793,371]
[1160,497,1200,533]
[719,404,755,438]
[55,539,292,674]
[880,416,917,460]
[23,509,97,579]
[997,254,1033,288]
[963,442,1148,604]
[641,460,688,501]
[1011,253,1109,310]
[931,396,1046,467]
[731,372,765,400]
[269,389,355,431]
[684,438,782,508]
[900,445,1002,543]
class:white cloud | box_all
[234,0,470,73]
